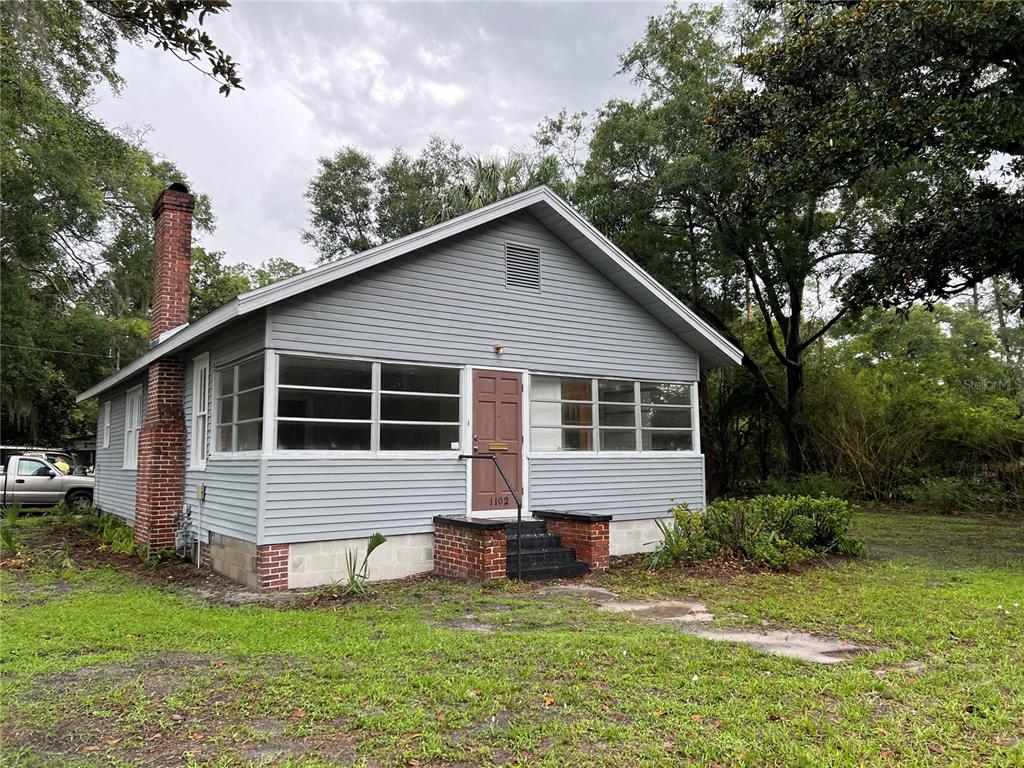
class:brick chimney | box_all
[150,182,194,340]
[134,183,194,551]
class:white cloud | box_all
[420,81,467,109]
[90,1,660,269]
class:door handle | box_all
[15,479,25,484]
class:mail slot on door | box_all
[488,442,509,451]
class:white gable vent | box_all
[504,242,541,291]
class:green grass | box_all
[2,509,1023,767]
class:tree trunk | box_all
[783,284,807,475]
[698,372,721,500]
[783,360,806,475]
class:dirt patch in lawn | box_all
[441,615,498,633]
[6,652,359,767]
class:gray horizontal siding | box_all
[261,457,466,544]
[269,212,698,381]
[93,381,145,521]
[182,315,266,543]
[528,455,705,520]
[206,315,265,364]
[184,458,261,541]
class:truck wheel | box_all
[66,490,93,512]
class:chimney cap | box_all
[153,182,195,218]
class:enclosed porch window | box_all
[530,375,695,453]
[275,355,461,451]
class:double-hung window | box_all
[102,401,112,449]
[191,353,210,467]
[275,356,461,451]
[215,357,264,453]
[530,376,695,452]
[123,386,143,469]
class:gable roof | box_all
[77,186,741,402]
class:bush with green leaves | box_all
[763,473,855,500]
[897,477,1006,514]
[648,495,862,571]
[647,505,716,570]
[94,514,136,555]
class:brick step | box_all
[505,532,562,551]
[514,561,590,581]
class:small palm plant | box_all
[341,532,387,597]
[1,502,23,557]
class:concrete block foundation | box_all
[609,517,672,556]
[288,533,434,589]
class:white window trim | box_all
[190,353,210,469]
[269,353,463,456]
[123,385,143,470]
[102,401,111,449]
[528,375,700,458]
[211,353,265,457]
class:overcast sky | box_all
[93,1,665,269]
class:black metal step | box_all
[506,532,562,551]
[514,561,590,581]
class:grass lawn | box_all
[2,509,1023,767]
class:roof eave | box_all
[75,299,242,402]
[75,185,742,401]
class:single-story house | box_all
[77,183,742,589]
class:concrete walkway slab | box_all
[535,585,620,601]
[598,600,715,622]
[678,627,861,664]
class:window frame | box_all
[102,400,111,449]
[529,375,595,452]
[190,353,210,469]
[123,385,144,470]
[212,354,265,456]
[271,353,463,455]
[528,375,699,457]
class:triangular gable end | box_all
[77,187,741,402]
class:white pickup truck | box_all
[0,456,95,509]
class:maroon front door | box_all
[472,369,523,512]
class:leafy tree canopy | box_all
[302,137,567,263]
[1,0,243,445]
[710,0,1024,312]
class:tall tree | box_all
[0,0,242,444]
[190,248,303,321]
[547,4,877,473]
[301,147,379,262]
[710,0,1024,312]
[302,139,565,264]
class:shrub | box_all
[646,505,716,570]
[897,477,1004,514]
[94,514,136,555]
[763,473,855,499]
[648,495,862,571]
